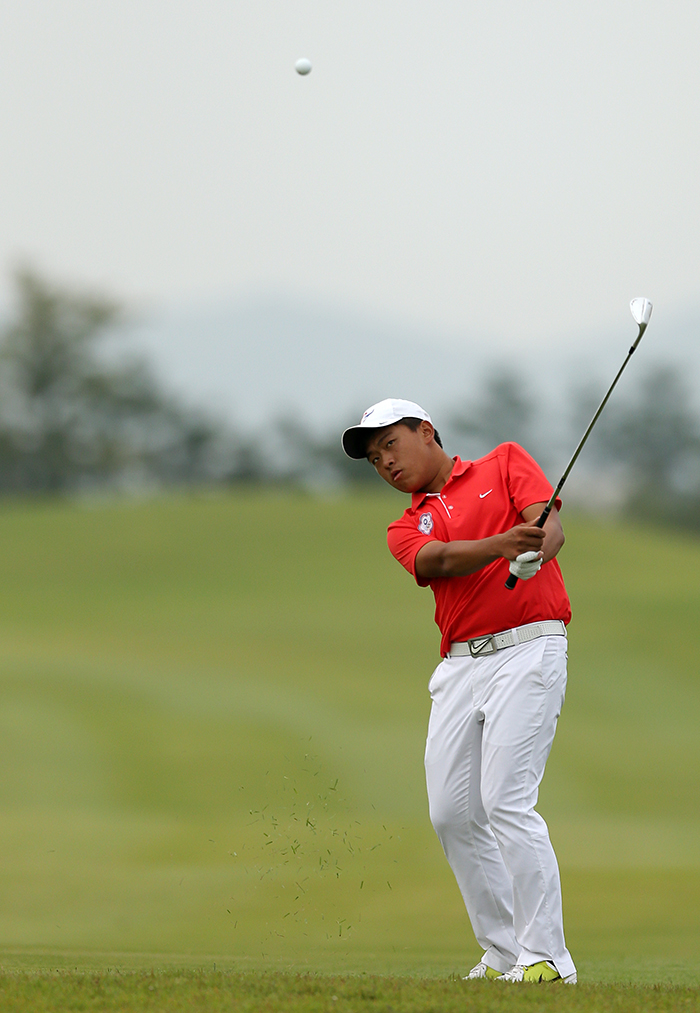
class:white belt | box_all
[449,620,567,658]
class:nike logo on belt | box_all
[479,489,493,498]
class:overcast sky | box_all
[0,1,698,347]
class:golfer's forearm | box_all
[542,524,565,562]
[415,537,504,579]
[539,514,565,562]
[521,504,565,562]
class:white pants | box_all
[424,635,576,979]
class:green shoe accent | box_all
[484,966,501,980]
[522,961,561,983]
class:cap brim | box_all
[341,425,371,460]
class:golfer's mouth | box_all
[391,469,403,483]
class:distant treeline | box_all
[1,268,699,531]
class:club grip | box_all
[504,504,551,590]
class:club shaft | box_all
[505,321,647,589]
[540,330,644,518]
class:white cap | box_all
[341,398,432,459]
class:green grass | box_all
[0,970,698,1012]
[0,488,698,1001]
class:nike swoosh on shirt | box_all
[479,489,493,498]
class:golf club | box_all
[505,297,653,590]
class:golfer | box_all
[342,398,576,984]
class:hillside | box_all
[0,491,698,978]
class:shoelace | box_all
[501,964,526,981]
[464,961,488,979]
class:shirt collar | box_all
[410,456,472,510]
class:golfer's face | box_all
[366,424,431,493]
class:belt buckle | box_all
[469,635,497,657]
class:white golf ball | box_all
[295,58,312,75]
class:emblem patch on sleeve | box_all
[418,511,434,535]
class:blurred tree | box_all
[568,364,700,528]
[0,267,252,493]
[600,367,700,491]
[265,416,378,488]
[0,267,122,491]
[449,369,545,463]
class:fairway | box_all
[0,489,699,990]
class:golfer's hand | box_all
[501,521,546,559]
[508,550,543,581]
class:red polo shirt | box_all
[387,442,571,656]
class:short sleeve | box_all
[387,515,436,586]
[501,442,562,514]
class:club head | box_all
[630,297,653,335]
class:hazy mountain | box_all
[120,293,492,432]
[120,292,700,440]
